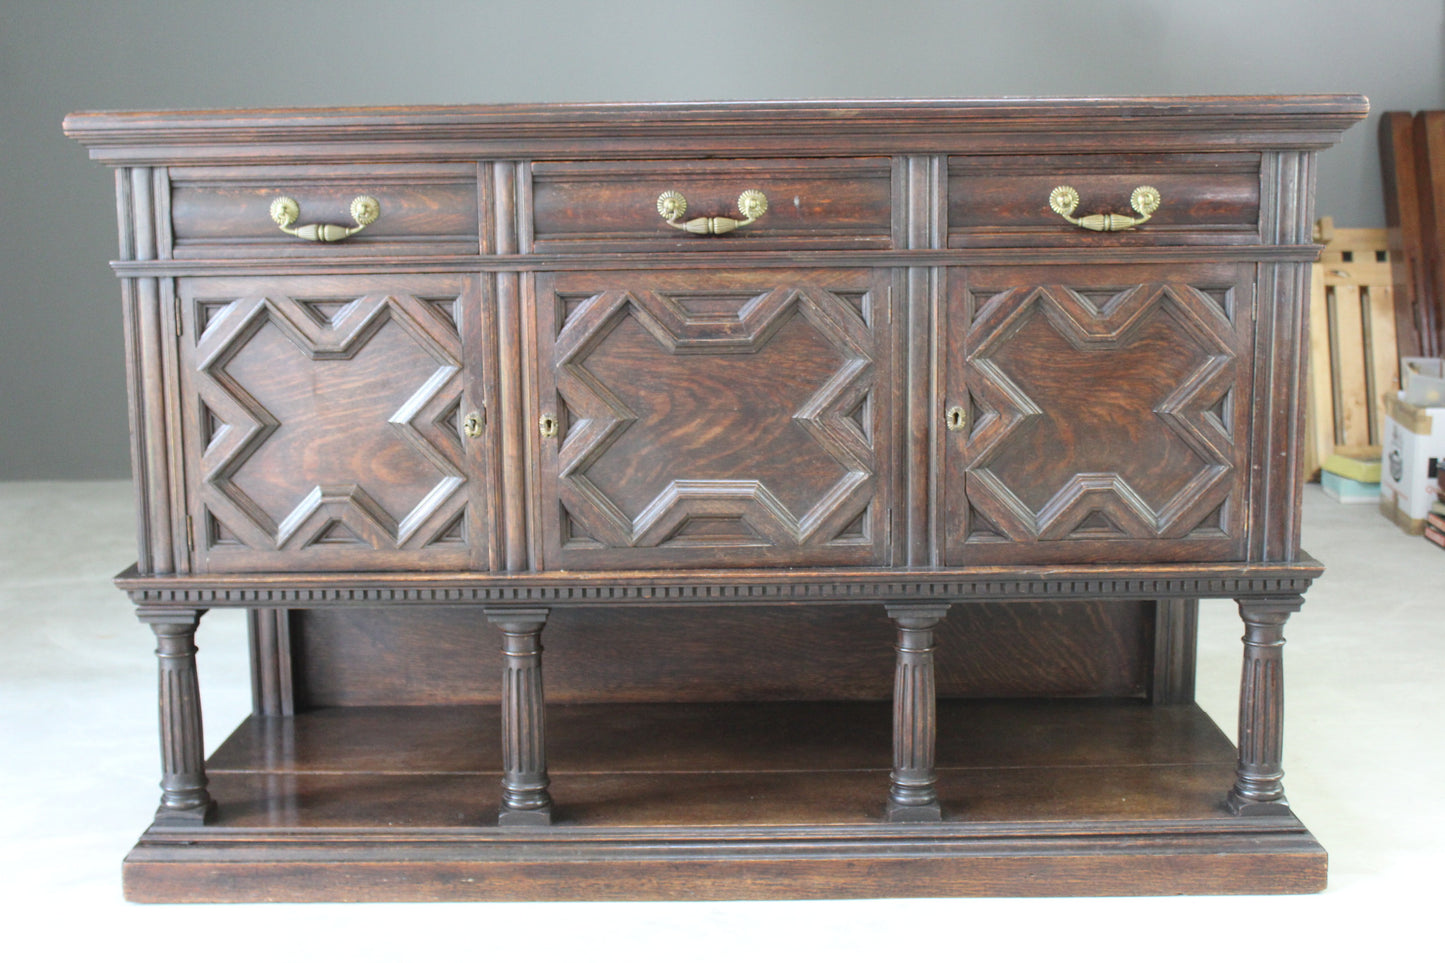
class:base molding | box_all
[124,821,1325,901]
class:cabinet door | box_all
[536,269,892,569]
[943,263,1252,564]
[179,275,494,572]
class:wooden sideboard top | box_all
[65,95,1370,162]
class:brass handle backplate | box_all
[1048,185,1160,232]
[539,413,559,438]
[657,189,768,235]
[945,405,969,432]
[462,411,485,438]
[269,195,380,242]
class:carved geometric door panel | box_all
[536,268,892,569]
[943,263,1254,565]
[178,275,493,572]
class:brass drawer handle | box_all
[269,195,380,242]
[1048,185,1160,232]
[657,189,768,235]
[539,413,559,438]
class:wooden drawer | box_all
[169,164,481,258]
[947,153,1261,247]
[530,158,894,252]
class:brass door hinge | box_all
[185,515,195,553]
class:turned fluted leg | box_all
[1228,595,1304,816]
[486,608,553,826]
[885,604,950,822]
[139,607,214,825]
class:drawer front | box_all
[169,164,481,258]
[178,274,495,572]
[942,262,1254,564]
[530,159,894,252]
[536,268,893,569]
[948,153,1261,247]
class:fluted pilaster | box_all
[885,604,949,821]
[487,607,552,826]
[1228,596,1303,816]
[140,608,214,824]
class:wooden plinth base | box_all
[122,700,1326,901]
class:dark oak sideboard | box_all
[65,97,1366,901]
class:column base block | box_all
[885,799,943,822]
[151,800,216,827]
[1227,792,1292,817]
[499,805,554,827]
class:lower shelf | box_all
[123,699,1326,900]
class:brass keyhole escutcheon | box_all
[946,405,968,432]
[462,411,485,438]
[539,413,559,438]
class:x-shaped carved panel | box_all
[191,292,467,553]
[551,283,878,550]
[963,283,1239,542]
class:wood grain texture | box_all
[885,605,948,819]
[536,268,891,569]
[199,699,1243,824]
[247,608,294,716]
[169,163,481,259]
[487,608,553,824]
[138,608,214,823]
[1228,596,1302,815]
[947,152,1262,248]
[178,274,491,572]
[122,843,1327,902]
[285,602,1156,707]
[945,263,1251,563]
[65,96,1369,166]
[531,158,893,252]
[1379,112,1433,358]
[206,700,1229,777]
[1415,112,1445,357]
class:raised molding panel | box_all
[180,277,488,571]
[947,264,1252,564]
[537,269,891,568]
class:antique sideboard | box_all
[65,96,1367,900]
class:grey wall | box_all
[3,0,1442,480]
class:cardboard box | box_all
[1379,393,1445,534]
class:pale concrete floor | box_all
[1,480,1441,960]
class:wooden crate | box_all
[1305,219,1401,479]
